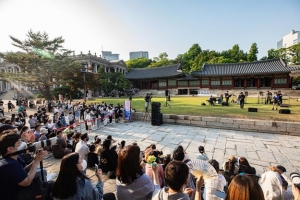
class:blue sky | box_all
[0,0,299,61]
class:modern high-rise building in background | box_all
[277,30,300,49]
[101,51,119,61]
[129,51,149,60]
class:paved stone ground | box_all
[2,100,300,194]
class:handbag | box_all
[87,121,92,126]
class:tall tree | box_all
[267,49,277,59]
[247,43,258,62]
[0,30,82,100]
[229,44,247,62]
[182,44,202,72]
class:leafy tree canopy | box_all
[148,52,172,68]
[125,57,152,69]
[247,43,258,62]
[0,30,84,100]
[97,68,130,95]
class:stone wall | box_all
[131,112,300,136]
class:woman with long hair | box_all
[52,152,115,200]
[225,175,264,200]
[116,145,157,200]
[238,157,256,175]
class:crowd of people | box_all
[1,95,300,200]
[1,117,300,200]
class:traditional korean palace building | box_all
[125,59,294,95]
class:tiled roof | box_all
[288,65,300,71]
[125,64,183,80]
[192,59,291,77]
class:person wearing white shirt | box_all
[47,119,55,131]
[75,133,89,161]
[203,159,227,200]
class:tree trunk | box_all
[44,85,51,101]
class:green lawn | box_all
[89,96,300,122]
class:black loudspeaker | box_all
[222,102,229,106]
[279,109,291,114]
[248,108,258,112]
[165,90,169,97]
[151,102,162,126]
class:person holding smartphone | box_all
[52,152,116,200]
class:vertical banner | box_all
[124,100,131,120]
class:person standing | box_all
[266,90,272,104]
[272,92,280,110]
[224,91,229,104]
[238,92,245,109]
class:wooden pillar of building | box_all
[208,78,211,89]
[199,78,202,89]
[244,78,247,89]
[220,77,223,90]
[287,74,290,88]
[231,78,234,89]
[257,77,260,89]
[166,78,169,89]
[271,76,274,89]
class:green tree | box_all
[288,43,300,64]
[267,49,277,59]
[0,30,82,100]
[148,52,171,68]
[125,57,152,69]
[97,68,130,95]
[182,44,202,72]
[247,43,258,62]
[229,44,247,62]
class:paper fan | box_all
[186,159,218,179]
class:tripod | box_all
[142,106,151,121]
[164,96,171,107]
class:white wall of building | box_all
[277,30,299,49]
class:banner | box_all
[124,100,131,120]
